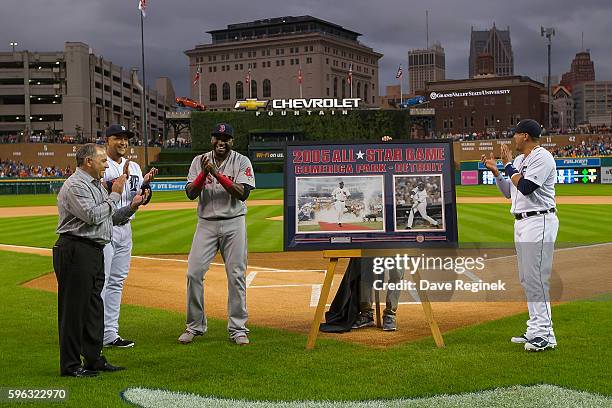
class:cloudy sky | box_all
[2,0,610,96]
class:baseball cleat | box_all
[352,312,375,329]
[511,334,530,344]
[524,337,556,352]
[178,330,197,344]
[232,335,250,345]
[382,315,397,331]
[104,336,134,348]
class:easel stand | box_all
[306,249,445,350]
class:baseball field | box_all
[0,184,610,407]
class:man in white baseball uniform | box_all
[331,181,350,226]
[406,182,439,229]
[101,124,158,348]
[482,119,558,352]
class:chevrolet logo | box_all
[234,98,269,111]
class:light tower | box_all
[541,27,555,131]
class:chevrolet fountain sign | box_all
[234,98,360,116]
[429,89,511,99]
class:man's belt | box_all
[514,208,556,220]
[59,234,105,250]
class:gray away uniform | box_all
[185,150,255,340]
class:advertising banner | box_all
[461,170,479,185]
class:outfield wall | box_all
[0,143,161,169]
[453,134,608,163]
[1,135,607,170]
[460,156,612,185]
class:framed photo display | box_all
[284,140,458,251]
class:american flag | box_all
[396,64,403,79]
[297,68,303,84]
[246,69,251,84]
[193,66,201,85]
[138,0,147,17]
[347,64,353,85]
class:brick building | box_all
[185,16,382,111]
[425,76,546,135]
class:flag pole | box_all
[399,65,403,105]
[198,65,202,104]
[299,67,303,98]
[140,9,148,168]
[248,70,252,99]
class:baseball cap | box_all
[511,119,542,139]
[105,124,134,139]
[211,123,234,138]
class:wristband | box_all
[192,172,206,189]
[504,163,518,177]
[216,173,234,189]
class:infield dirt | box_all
[8,241,610,347]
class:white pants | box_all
[102,223,132,344]
[334,201,346,223]
[514,213,559,343]
[407,202,437,228]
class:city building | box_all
[379,85,411,109]
[474,54,495,78]
[560,51,595,91]
[468,24,514,78]
[185,16,382,110]
[572,81,612,125]
[0,42,175,143]
[408,42,445,94]
[552,86,574,130]
[425,76,546,135]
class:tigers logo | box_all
[219,124,226,133]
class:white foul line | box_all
[245,272,257,288]
[131,255,324,273]
[310,284,322,307]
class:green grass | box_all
[0,189,284,207]
[0,205,284,254]
[458,204,612,244]
[0,251,610,407]
[1,204,609,254]
[0,184,609,207]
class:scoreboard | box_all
[480,168,600,185]
[478,158,601,185]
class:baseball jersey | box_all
[510,146,557,214]
[103,156,143,221]
[411,188,428,204]
[331,187,350,201]
[187,150,255,220]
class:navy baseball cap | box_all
[511,119,542,139]
[211,123,234,138]
[105,124,134,139]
